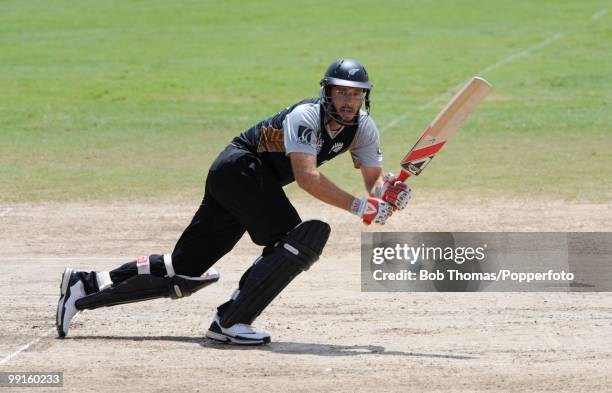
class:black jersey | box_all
[231,98,382,186]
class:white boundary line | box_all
[591,8,607,20]
[382,4,606,134]
[0,327,55,366]
[0,208,12,218]
[476,33,563,76]
[0,312,85,366]
[381,33,562,133]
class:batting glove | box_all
[351,196,394,225]
[377,172,412,211]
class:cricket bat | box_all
[396,76,492,182]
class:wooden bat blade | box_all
[398,76,491,181]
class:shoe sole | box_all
[56,268,73,338]
[60,268,73,296]
[205,330,270,346]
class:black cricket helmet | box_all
[320,58,373,126]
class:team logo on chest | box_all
[329,142,344,154]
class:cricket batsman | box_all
[56,58,412,345]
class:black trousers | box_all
[170,144,302,277]
[83,144,301,298]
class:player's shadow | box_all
[66,335,203,344]
[202,340,475,359]
[66,335,474,360]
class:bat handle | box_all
[396,170,410,182]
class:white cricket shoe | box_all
[205,314,271,345]
[56,268,85,338]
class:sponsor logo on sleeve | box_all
[297,125,315,145]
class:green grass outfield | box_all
[1,0,610,203]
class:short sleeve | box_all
[350,115,383,168]
[283,103,321,156]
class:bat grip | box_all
[396,170,410,182]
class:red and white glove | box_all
[376,173,412,210]
[351,197,393,225]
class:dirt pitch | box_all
[1,197,611,392]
